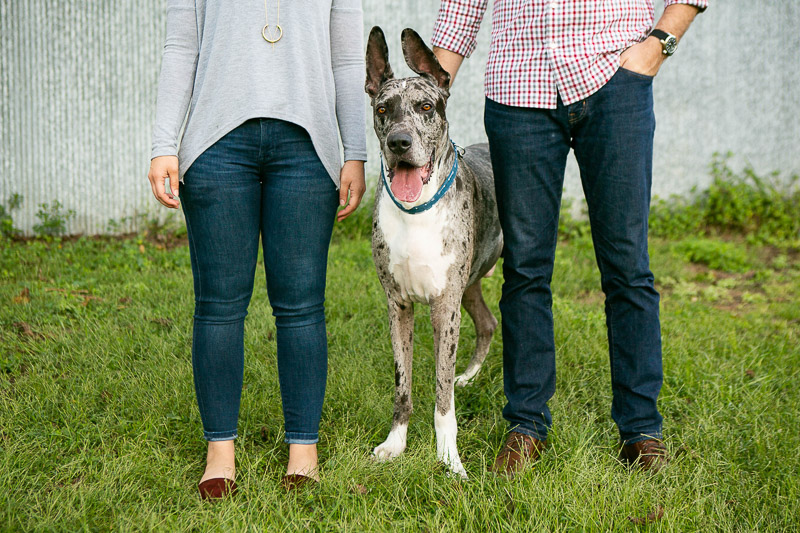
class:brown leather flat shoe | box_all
[490,431,547,480]
[619,438,669,472]
[198,478,238,500]
[281,474,318,492]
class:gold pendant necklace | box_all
[262,0,282,47]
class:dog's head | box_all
[365,27,452,205]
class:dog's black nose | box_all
[387,132,413,155]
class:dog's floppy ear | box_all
[366,26,394,98]
[401,28,451,90]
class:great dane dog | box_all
[365,27,503,478]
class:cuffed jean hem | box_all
[284,432,319,445]
[508,423,549,442]
[620,430,663,445]
[204,431,238,442]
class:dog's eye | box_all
[421,103,433,112]
[377,106,387,115]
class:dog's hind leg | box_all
[455,281,498,387]
[373,299,414,462]
[431,297,468,479]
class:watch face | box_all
[664,36,678,55]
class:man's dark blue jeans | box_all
[484,67,664,445]
[180,118,339,444]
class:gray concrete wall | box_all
[1,0,798,235]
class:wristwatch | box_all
[649,29,678,56]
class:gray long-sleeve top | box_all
[151,0,367,186]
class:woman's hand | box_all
[619,37,666,78]
[148,155,181,209]
[336,160,366,221]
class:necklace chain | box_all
[262,0,282,46]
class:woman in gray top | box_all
[147,0,367,499]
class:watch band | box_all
[649,29,678,56]
[649,29,670,42]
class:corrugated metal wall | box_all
[1,0,164,235]
[1,1,799,235]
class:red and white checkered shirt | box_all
[432,0,708,108]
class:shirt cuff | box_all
[343,150,368,162]
[431,25,478,58]
[664,0,708,13]
[151,146,178,160]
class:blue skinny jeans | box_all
[484,67,664,444]
[180,118,339,444]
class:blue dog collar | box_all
[380,140,459,215]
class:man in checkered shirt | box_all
[431,0,708,477]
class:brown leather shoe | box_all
[198,478,238,500]
[490,431,547,479]
[619,438,669,472]
[281,474,318,492]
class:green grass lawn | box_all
[1,221,798,531]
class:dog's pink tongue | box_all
[390,166,423,202]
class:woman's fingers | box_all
[168,166,180,202]
[338,181,349,207]
[148,156,180,209]
[337,183,364,221]
[336,185,355,220]
[148,169,170,208]
[337,162,366,221]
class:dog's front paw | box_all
[372,427,408,462]
[443,457,468,480]
[372,441,405,462]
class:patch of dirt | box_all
[8,231,188,250]
[44,287,104,307]
[12,288,30,304]
[150,317,173,328]
[627,505,664,525]
[12,322,46,341]
[55,476,84,489]
[756,244,800,265]
[141,229,188,250]
[351,483,368,495]
[656,258,791,314]
[575,290,604,305]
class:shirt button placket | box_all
[548,0,558,107]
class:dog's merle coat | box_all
[366,27,503,478]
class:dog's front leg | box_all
[431,296,467,479]
[373,298,414,461]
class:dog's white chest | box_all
[378,194,455,303]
